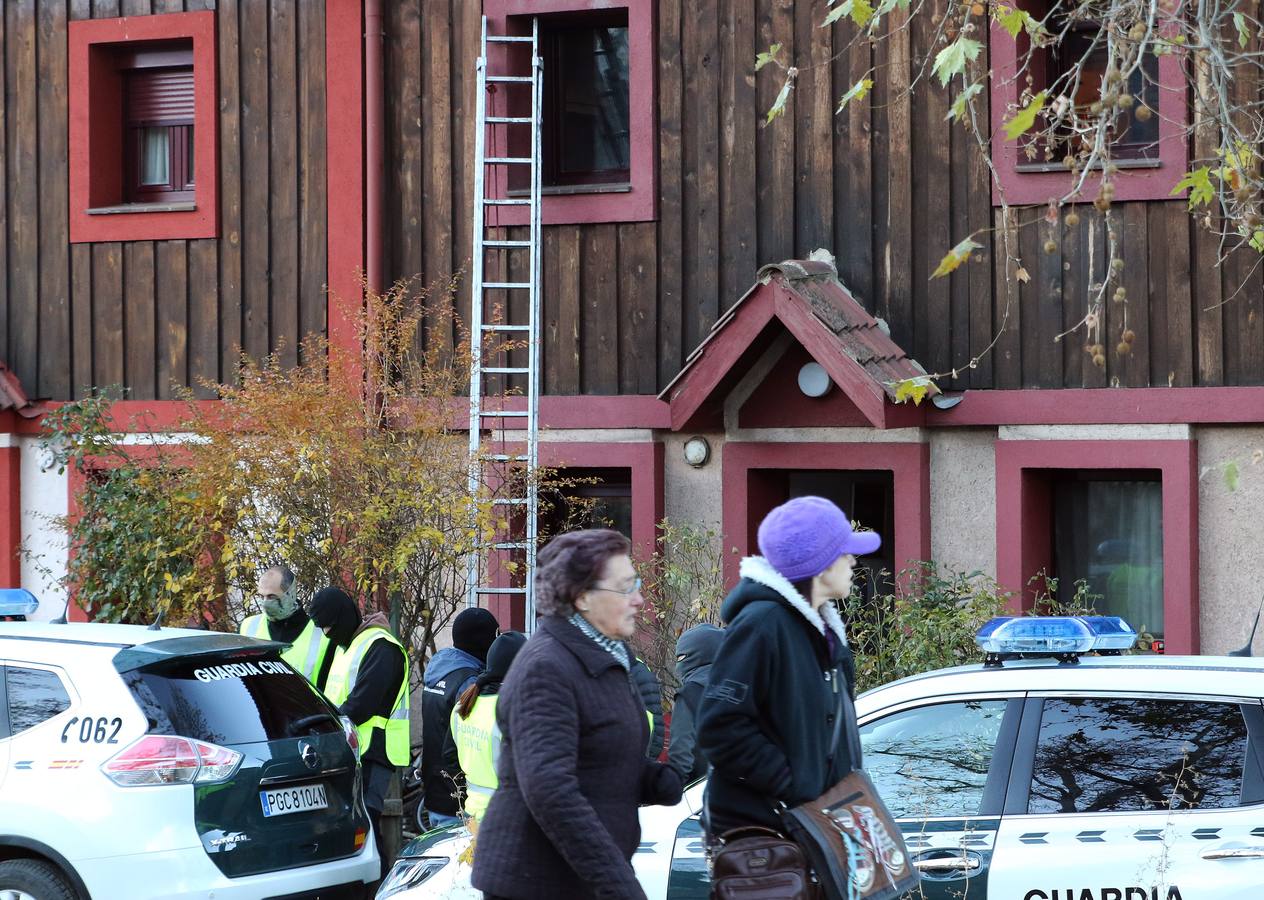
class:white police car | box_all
[0,592,380,900]
[380,616,1264,900]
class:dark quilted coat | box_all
[471,615,683,900]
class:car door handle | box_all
[914,857,981,872]
[1200,846,1264,860]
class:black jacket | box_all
[337,615,407,768]
[471,616,683,900]
[696,556,861,837]
[629,656,665,759]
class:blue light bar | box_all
[976,615,1137,656]
[0,588,39,618]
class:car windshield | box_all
[123,654,340,745]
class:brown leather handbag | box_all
[710,825,819,900]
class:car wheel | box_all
[0,859,77,900]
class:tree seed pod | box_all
[1114,286,1127,302]
[1093,343,1105,355]
[971,2,985,15]
[1122,328,1136,343]
[1066,211,1081,227]
[1135,105,1153,121]
[1117,341,1132,356]
[1063,154,1077,169]
[1111,257,1125,272]
[1128,21,1147,40]
[1093,353,1107,368]
[1044,239,1058,254]
[1095,196,1112,212]
[1117,93,1135,109]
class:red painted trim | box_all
[326,0,365,362]
[989,18,1188,205]
[721,441,931,588]
[483,0,657,225]
[929,387,1264,426]
[68,12,219,242]
[739,343,872,428]
[994,439,1198,654]
[539,440,663,562]
[0,448,21,588]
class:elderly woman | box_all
[471,529,683,900]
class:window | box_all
[787,470,895,599]
[540,468,633,541]
[1029,698,1258,813]
[860,699,1010,819]
[988,7,1188,204]
[122,45,195,203]
[484,0,656,225]
[5,666,72,736]
[541,14,630,189]
[68,11,219,242]
[994,439,1198,653]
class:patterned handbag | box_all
[781,768,919,900]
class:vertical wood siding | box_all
[390,0,1261,393]
[1,0,326,401]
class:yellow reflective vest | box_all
[240,614,331,689]
[324,625,411,766]
[450,694,500,820]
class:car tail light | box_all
[102,735,242,787]
[340,715,360,756]
[354,827,368,851]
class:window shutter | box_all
[127,68,195,124]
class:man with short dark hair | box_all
[240,565,332,690]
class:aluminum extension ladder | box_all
[465,16,543,630]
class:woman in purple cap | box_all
[696,495,880,842]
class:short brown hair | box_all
[535,528,632,618]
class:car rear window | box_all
[123,655,341,745]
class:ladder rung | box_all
[483,282,531,290]
[493,498,530,506]
[486,35,534,43]
[486,116,533,124]
[487,75,534,83]
[484,198,531,206]
[483,367,530,374]
[484,240,532,248]
[484,157,533,165]
[491,541,530,550]
[488,454,530,462]
[481,324,530,332]
[475,587,528,595]
[480,410,530,418]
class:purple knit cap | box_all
[757,496,882,582]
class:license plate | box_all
[260,783,328,817]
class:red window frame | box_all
[994,439,1199,653]
[483,0,656,225]
[69,12,219,243]
[989,11,1188,205]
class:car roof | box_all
[857,654,1264,712]
[0,622,281,672]
[0,621,234,647]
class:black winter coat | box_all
[471,616,683,900]
[696,556,862,837]
[629,655,665,758]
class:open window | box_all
[484,0,656,224]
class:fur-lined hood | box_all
[721,556,849,647]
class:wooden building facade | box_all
[2,0,1264,656]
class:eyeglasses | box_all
[591,576,642,596]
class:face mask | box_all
[261,579,301,621]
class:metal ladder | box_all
[465,16,543,630]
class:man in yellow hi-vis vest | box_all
[239,565,333,691]
[308,586,410,879]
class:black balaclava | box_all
[308,587,361,649]
[475,630,526,690]
[451,607,499,664]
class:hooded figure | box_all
[666,623,724,782]
[307,586,410,878]
[420,607,499,824]
[444,630,528,820]
[697,496,879,838]
[240,566,332,690]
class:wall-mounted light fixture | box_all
[682,436,711,468]
[797,362,832,398]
